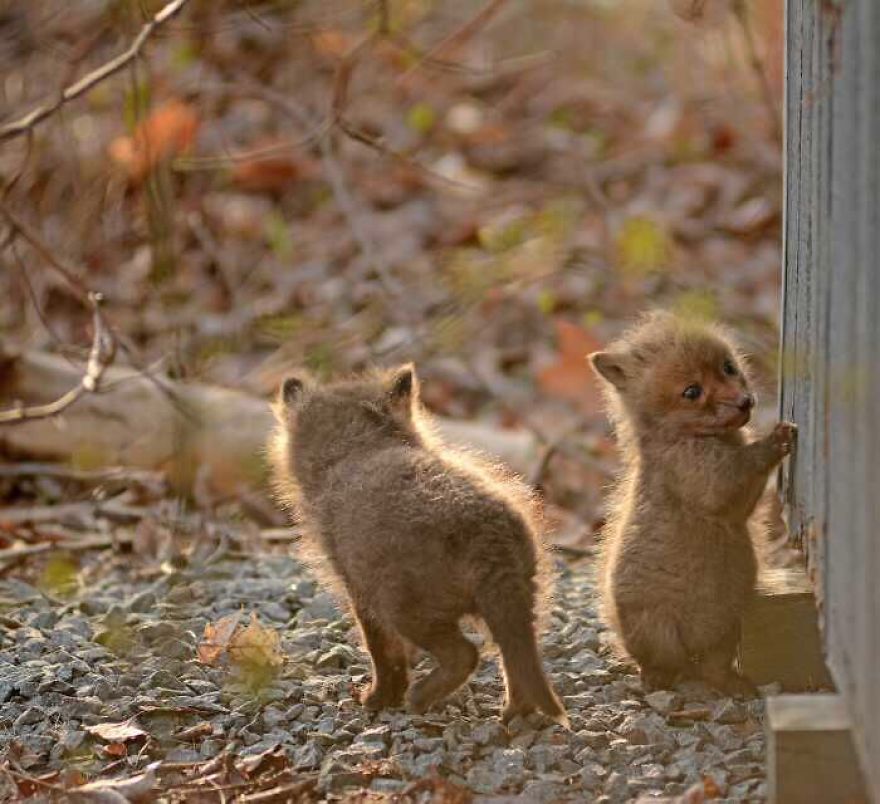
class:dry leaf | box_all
[228,612,283,670]
[85,720,148,743]
[11,769,61,797]
[109,99,199,181]
[537,319,604,414]
[311,30,355,57]
[197,611,242,665]
[102,742,128,757]
[231,146,319,192]
[701,775,723,799]
[615,216,673,278]
[237,744,287,778]
[401,774,473,804]
[71,763,159,802]
[174,722,214,741]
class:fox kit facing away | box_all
[270,365,566,725]
[589,312,796,695]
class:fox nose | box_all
[738,393,755,412]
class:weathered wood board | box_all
[782,1,880,797]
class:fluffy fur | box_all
[590,311,796,694]
[269,365,566,724]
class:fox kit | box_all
[589,312,796,694]
[270,365,566,724]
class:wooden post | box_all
[740,567,833,691]
[766,694,869,804]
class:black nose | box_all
[738,393,755,412]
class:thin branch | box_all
[398,0,509,83]
[0,292,116,425]
[0,202,89,301]
[731,0,782,143]
[0,0,191,142]
[376,0,391,35]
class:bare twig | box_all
[399,0,509,82]
[0,292,116,424]
[376,0,391,36]
[0,0,191,142]
[0,203,89,301]
[731,0,781,143]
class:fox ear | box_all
[388,363,418,409]
[280,376,305,407]
[588,351,630,390]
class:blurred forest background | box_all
[0,0,783,556]
[0,2,788,799]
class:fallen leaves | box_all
[84,720,148,743]
[69,763,159,803]
[197,611,242,666]
[615,215,674,278]
[109,99,198,181]
[230,145,319,193]
[198,612,284,693]
[228,612,284,671]
[537,319,604,415]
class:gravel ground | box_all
[0,549,770,802]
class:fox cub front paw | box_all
[771,421,797,455]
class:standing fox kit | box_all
[270,365,566,725]
[590,312,796,694]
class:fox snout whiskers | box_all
[719,393,755,413]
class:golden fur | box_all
[590,311,795,694]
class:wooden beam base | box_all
[766,694,868,804]
[740,566,833,691]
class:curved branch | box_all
[0,292,116,425]
[0,0,191,143]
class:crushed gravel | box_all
[0,551,770,801]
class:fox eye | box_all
[682,384,702,400]
[722,359,738,376]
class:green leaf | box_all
[406,102,437,136]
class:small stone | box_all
[59,727,85,752]
[510,730,536,750]
[128,591,156,613]
[354,724,391,745]
[292,741,323,770]
[521,779,569,803]
[165,748,201,763]
[412,737,445,753]
[261,602,290,622]
[413,751,445,776]
[370,778,406,793]
[319,771,364,793]
[578,760,608,791]
[528,743,565,773]
[138,622,180,644]
[31,611,58,631]
[472,720,507,747]
[299,592,340,622]
[605,770,629,800]
[14,707,43,727]
[315,644,358,670]
[578,729,610,750]
[714,699,748,724]
[645,690,683,715]
[466,767,506,794]
[146,669,189,692]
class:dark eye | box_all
[722,359,738,376]
[682,384,702,400]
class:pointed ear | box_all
[388,363,418,410]
[588,351,630,390]
[280,376,304,407]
